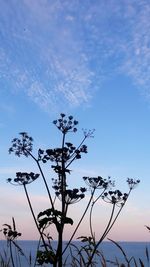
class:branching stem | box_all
[63,188,96,255]
[23,184,48,252]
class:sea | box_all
[0,240,150,266]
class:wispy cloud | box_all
[1,0,150,112]
[120,1,150,96]
[0,0,94,113]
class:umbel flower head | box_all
[9,132,33,157]
[53,113,78,134]
[55,187,87,205]
[102,190,128,206]
[2,218,21,241]
[127,178,140,190]
[83,176,114,190]
[7,172,40,185]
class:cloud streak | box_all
[1,0,150,112]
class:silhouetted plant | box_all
[4,113,140,267]
[105,239,149,267]
[0,218,32,267]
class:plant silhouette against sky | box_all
[5,113,140,267]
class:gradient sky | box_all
[0,0,150,241]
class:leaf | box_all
[108,238,129,263]
[12,217,16,231]
[12,240,24,256]
[37,250,55,265]
[133,258,138,267]
[64,217,73,225]
[38,218,52,228]
[145,246,149,262]
[139,258,145,267]
[37,209,53,219]
[77,236,87,242]
[3,224,11,230]
[145,225,150,231]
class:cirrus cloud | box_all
[1,0,150,112]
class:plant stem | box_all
[87,189,133,266]
[56,132,66,267]
[25,149,54,211]
[9,241,15,267]
[63,189,95,255]
[102,189,132,239]
[66,135,88,169]
[89,190,105,242]
[87,203,116,267]
[23,184,48,253]
[36,160,54,210]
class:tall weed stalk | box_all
[1,114,140,266]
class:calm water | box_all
[0,240,150,266]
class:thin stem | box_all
[99,203,116,243]
[89,189,105,242]
[23,184,48,253]
[9,241,15,267]
[87,188,133,266]
[66,136,87,169]
[89,202,95,241]
[102,189,132,239]
[25,149,54,211]
[56,132,66,267]
[36,160,54,210]
[63,188,95,255]
[25,150,62,234]
[87,203,116,267]
[87,189,132,267]
[61,132,66,216]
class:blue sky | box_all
[1,0,150,241]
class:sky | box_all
[0,0,150,242]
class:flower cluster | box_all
[102,190,128,206]
[53,180,86,205]
[83,176,114,190]
[9,132,33,157]
[57,188,86,204]
[2,220,21,241]
[53,113,78,134]
[82,129,95,138]
[127,178,140,190]
[44,148,65,163]
[40,143,87,165]
[7,172,40,185]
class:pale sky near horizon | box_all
[1,0,150,242]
